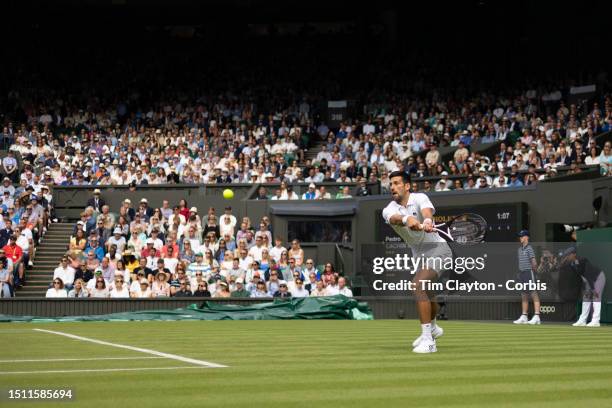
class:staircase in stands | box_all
[304,140,325,163]
[17,223,74,297]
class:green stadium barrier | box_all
[0,295,373,322]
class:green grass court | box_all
[1,320,611,407]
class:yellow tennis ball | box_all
[223,189,234,200]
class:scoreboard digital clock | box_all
[376,202,528,243]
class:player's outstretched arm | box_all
[388,214,422,230]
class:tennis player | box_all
[382,171,453,353]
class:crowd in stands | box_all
[45,194,353,298]
[0,178,52,297]
[2,90,611,201]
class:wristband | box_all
[402,215,410,225]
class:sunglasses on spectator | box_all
[53,281,61,285]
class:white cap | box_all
[113,227,122,234]
[190,207,198,213]
[140,198,148,203]
[308,183,316,189]
[441,171,449,176]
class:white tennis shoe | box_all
[528,315,541,325]
[412,325,444,348]
[413,338,437,354]
[513,315,529,324]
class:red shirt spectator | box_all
[3,238,23,264]
[160,242,179,259]
[141,245,161,259]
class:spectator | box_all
[152,271,170,297]
[310,280,328,297]
[109,276,130,298]
[230,278,251,297]
[87,189,106,213]
[174,280,193,297]
[335,186,352,199]
[213,281,231,298]
[250,280,269,298]
[46,278,68,298]
[273,282,292,298]
[53,257,75,291]
[68,278,89,298]
[3,236,24,287]
[0,253,12,297]
[337,277,353,297]
[290,278,309,297]
[193,281,212,297]
[131,279,153,298]
[89,276,109,298]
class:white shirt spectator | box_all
[338,286,353,297]
[291,286,310,298]
[269,245,286,262]
[248,245,265,262]
[45,288,68,298]
[53,266,76,286]
[163,257,179,274]
[109,285,130,298]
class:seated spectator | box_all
[290,278,309,297]
[107,228,127,254]
[338,277,353,297]
[69,228,87,256]
[302,183,319,200]
[152,271,170,297]
[46,278,68,298]
[131,279,153,298]
[189,279,209,297]
[109,276,130,298]
[250,280,269,298]
[310,280,328,297]
[173,279,193,297]
[335,186,352,199]
[89,276,109,298]
[68,278,89,298]
[4,235,24,287]
[53,257,76,291]
[273,282,292,298]
[213,281,231,298]
[230,278,250,297]
[0,253,12,297]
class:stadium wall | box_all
[0,298,578,322]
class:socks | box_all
[592,302,601,324]
[431,318,437,330]
[421,323,433,340]
[578,301,592,322]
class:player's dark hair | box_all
[389,171,410,183]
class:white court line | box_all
[0,366,207,375]
[0,356,165,363]
[33,329,227,368]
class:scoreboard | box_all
[376,202,528,243]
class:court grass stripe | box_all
[0,356,166,363]
[32,329,227,368]
[0,366,210,375]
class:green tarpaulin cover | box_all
[0,295,373,323]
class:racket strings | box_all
[450,219,486,242]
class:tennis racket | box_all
[425,213,487,244]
